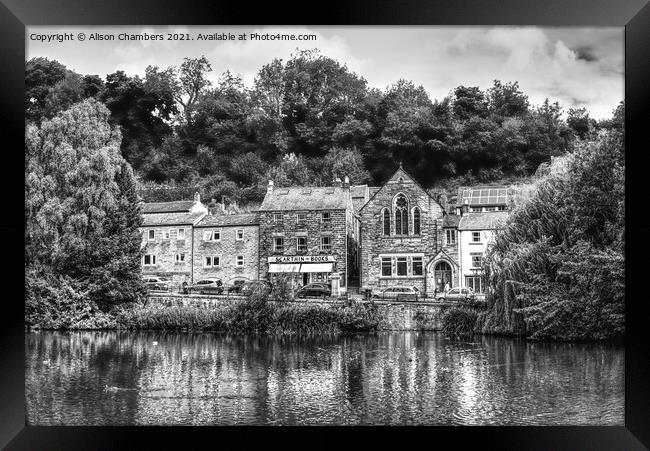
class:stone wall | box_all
[140,225,193,283]
[192,224,259,285]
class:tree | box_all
[487,80,530,121]
[567,107,595,140]
[25,57,68,123]
[452,86,488,120]
[323,146,371,184]
[26,98,145,310]
[173,56,213,123]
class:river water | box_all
[25,331,623,425]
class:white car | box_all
[374,286,420,301]
[142,276,171,291]
[439,287,476,302]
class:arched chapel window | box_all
[394,195,408,235]
[382,209,390,236]
[413,207,421,235]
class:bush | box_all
[441,307,478,337]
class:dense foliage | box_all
[118,294,380,334]
[26,51,615,205]
[26,99,146,327]
[481,111,624,341]
[441,307,479,338]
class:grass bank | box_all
[116,295,380,334]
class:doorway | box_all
[434,261,452,292]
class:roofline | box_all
[140,222,198,227]
[358,166,443,213]
[195,222,259,228]
[142,209,192,214]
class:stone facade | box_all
[140,212,207,284]
[359,167,445,296]
[258,181,357,291]
[192,213,260,286]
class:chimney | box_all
[194,191,201,203]
[343,176,350,188]
[333,177,342,188]
[267,180,274,193]
[461,199,469,215]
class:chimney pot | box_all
[267,180,274,192]
[333,177,342,188]
[343,176,350,188]
[194,192,200,203]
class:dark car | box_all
[438,287,476,302]
[142,276,172,291]
[226,280,247,294]
[295,283,331,298]
[184,278,224,295]
[241,280,273,297]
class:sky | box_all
[27,26,623,119]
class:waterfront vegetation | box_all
[480,124,625,341]
[441,307,480,338]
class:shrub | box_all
[441,307,478,337]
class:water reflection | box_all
[25,331,624,425]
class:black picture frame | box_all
[2,0,649,448]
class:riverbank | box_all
[26,292,467,334]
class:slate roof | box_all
[141,212,206,227]
[442,214,461,228]
[196,213,259,228]
[350,185,369,213]
[141,200,196,214]
[458,212,509,231]
[259,186,352,211]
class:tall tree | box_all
[26,98,145,308]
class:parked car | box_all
[226,280,247,294]
[184,278,224,295]
[295,283,331,298]
[241,280,273,297]
[142,276,172,291]
[373,286,420,301]
[439,287,476,302]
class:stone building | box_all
[140,211,207,284]
[359,165,447,296]
[257,178,358,292]
[192,213,260,286]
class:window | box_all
[203,230,221,241]
[413,207,421,235]
[143,254,156,266]
[297,212,307,224]
[177,228,185,240]
[472,232,481,243]
[236,229,244,241]
[381,257,392,276]
[175,253,185,263]
[296,237,307,252]
[321,212,331,223]
[321,236,332,252]
[471,252,483,268]
[382,209,390,236]
[485,206,496,212]
[446,229,457,245]
[396,257,407,276]
[412,257,423,276]
[273,237,284,252]
[465,276,484,293]
[497,205,507,211]
[394,195,408,235]
[204,255,221,267]
[273,213,283,222]
[470,207,482,212]
[236,255,244,266]
[163,230,170,240]
[148,230,155,240]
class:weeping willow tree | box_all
[26,99,146,328]
[479,125,624,340]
